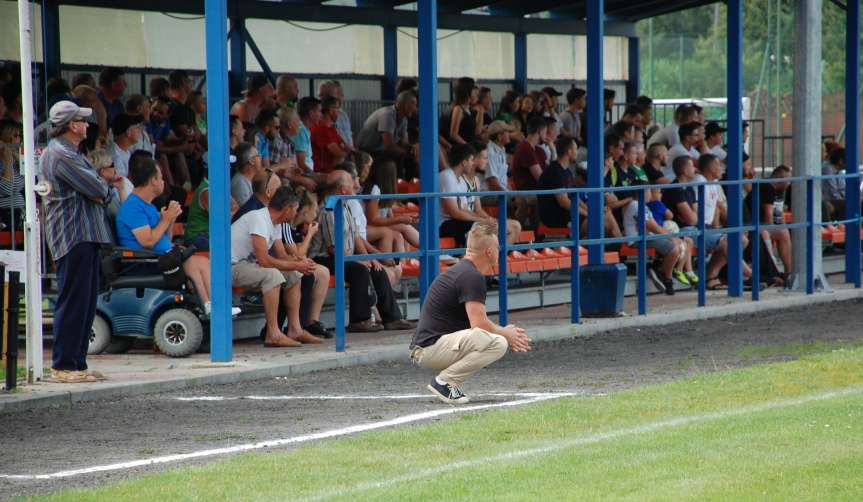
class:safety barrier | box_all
[325,172,863,353]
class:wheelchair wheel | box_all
[153,308,203,357]
[88,316,111,355]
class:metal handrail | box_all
[324,172,863,352]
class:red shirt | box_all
[512,141,546,190]
[311,122,345,173]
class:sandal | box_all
[706,277,727,290]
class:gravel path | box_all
[2,299,862,500]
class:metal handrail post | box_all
[697,184,707,307]
[333,201,346,352]
[497,195,508,327]
[636,189,647,315]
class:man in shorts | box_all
[231,187,322,347]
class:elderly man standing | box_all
[410,222,531,404]
[41,101,114,383]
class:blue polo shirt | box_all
[116,193,173,254]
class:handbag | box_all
[158,246,194,289]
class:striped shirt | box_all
[309,201,356,259]
[39,137,114,260]
[0,161,25,209]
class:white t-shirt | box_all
[647,124,680,149]
[622,200,655,239]
[231,207,277,264]
[707,144,727,161]
[482,141,508,191]
[439,168,468,222]
[347,199,368,240]
[369,185,393,218]
[664,143,700,179]
[693,174,721,226]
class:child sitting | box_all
[623,182,696,294]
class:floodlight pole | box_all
[790,0,827,291]
[18,0,44,383]
[417,0,439,303]
[586,0,605,264]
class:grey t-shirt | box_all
[356,106,407,152]
[231,173,253,207]
[411,259,487,348]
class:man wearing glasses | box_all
[40,101,115,383]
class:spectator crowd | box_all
[1,61,853,369]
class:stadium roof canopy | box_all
[40,0,720,36]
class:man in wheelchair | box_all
[113,155,240,317]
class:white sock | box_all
[435,376,448,386]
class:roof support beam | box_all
[586,0,605,264]
[843,0,860,285]
[47,0,637,36]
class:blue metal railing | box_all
[325,172,863,352]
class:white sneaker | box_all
[204,302,242,317]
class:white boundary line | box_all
[297,385,863,502]
[0,394,570,480]
[3,386,860,484]
[173,392,579,402]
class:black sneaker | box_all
[661,277,675,295]
[304,321,333,339]
[647,266,665,291]
[427,378,470,405]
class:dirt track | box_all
[2,299,862,500]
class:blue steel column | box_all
[229,17,247,99]
[205,0,233,362]
[586,0,605,263]
[725,0,744,297]
[626,37,640,104]
[845,0,862,287]
[418,0,439,303]
[514,32,527,94]
[383,26,398,101]
[40,0,60,110]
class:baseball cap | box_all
[49,100,92,127]
[487,120,516,136]
[566,87,586,103]
[705,121,727,137]
[604,88,616,100]
[541,86,563,97]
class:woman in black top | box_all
[445,77,482,146]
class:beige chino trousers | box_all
[412,328,508,387]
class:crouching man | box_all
[409,221,532,404]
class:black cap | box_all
[566,87,586,103]
[705,121,727,137]
[604,88,616,100]
[742,120,750,130]
[541,86,563,97]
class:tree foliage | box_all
[637,1,856,103]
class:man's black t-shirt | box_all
[662,178,697,227]
[745,182,786,224]
[642,162,665,183]
[169,99,197,136]
[411,259,487,348]
[537,161,573,228]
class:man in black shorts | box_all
[409,221,532,404]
